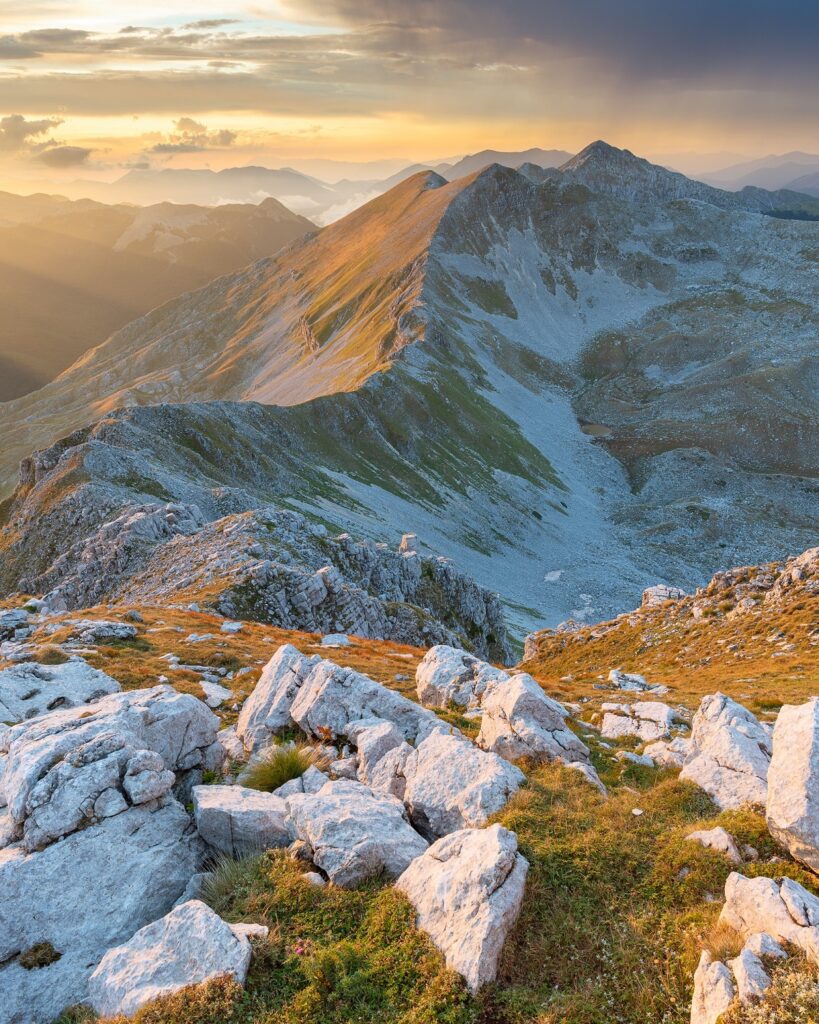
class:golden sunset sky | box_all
[1,0,817,188]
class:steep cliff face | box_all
[1,145,816,634]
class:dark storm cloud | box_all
[286,0,819,81]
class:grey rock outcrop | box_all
[0,660,121,724]
[236,644,320,753]
[287,778,428,886]
[415,645,507,708]
[766,698,819,871]
[680,694,771,809]
[719,872,819,962]
[88,900,259,1018]
[690,950,736,1024]
[600,701,675,742]
[402,730,524,838]
[0,801,203,1024]
[395,823,528,994]
[477,673,590,764]
[192,785,292,857]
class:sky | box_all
[0,0,817,189]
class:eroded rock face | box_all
[1,685,218,851]
[766,698,819,871]
[395,823,528,994]
[690,950,735,1024]
[287,779,428,886]
[88,900,258,1018]
[641,584,686,608]
[680,694,771,809]
[643,736,690,768]
[236,644,319,753]
[415,645,507,709]
[192,785,292,858]
[719,872,819,962]
[403,730,524,838]
[600,701,675,742]
[0,801,203,1024]
[0,660,121,724]
[290,659,442,745]
[477,673,590,764]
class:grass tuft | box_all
[242,744,315,794]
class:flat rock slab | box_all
[89,900,257,1018]
[396,823,528,994]
[0,660,121,724]
[601,701,675,742]
[193,784,292,857]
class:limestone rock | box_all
[1,685,218,850]
[0,800,203,1024]
[287,779,428,887]
[88,900,255,1018]
[477,673,590,764]
[766,698,819,871]
[236,644,319,752]
[608,669,650,691]
[395,823,528,994]
[600,701,675,742]
[565,760,607,795]
[415,645,507,709]
[727,948,772,1004]
[353,720,406,785]
[744,932,787,959]
[65,619,138,644]
[690,951,735,1024]
[403,730,524,838]
[192,785,292,857]
[641,584,686,608]
[290,659,443,744]
[643,736,690,768]
[680,694,771,809]
[200,681,232,708]
[719,872,819,962]
[686,827,742,864]
[0,660,121,724]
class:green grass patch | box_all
[242,745,315,794]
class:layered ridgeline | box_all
[1,142,817,636]
[0,191,313,400]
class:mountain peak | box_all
[560,140,646,172]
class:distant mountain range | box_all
[0,191,312,401]
[701,151,819,194]
[1,142,816,635]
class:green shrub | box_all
[242,744,314,794]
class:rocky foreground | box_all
[1,545,818,1024]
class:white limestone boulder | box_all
[642,584,686,608]
[643,736,690,768]
[477,673,590,764]
[727,947,772,1004]
[290,659,442,744]
[403,729,524,838]
[415,645,507,709]
[608,669,650,691]
[601,701,675,742]
[353,720,406,785]
[690,951,735,1024]
[719,872,819,962]
[236,644,319,753]
[88,900,258,1018]
[192,785,292,857]
[396,823,528,994]
[0,800,203,1024]
[685,827,742,864]
[680,694,771,809]
[0,660,121,724]
[287,779,428,886]
[766,698,819,871]
[65,619,138,644]
[1,685,218,851]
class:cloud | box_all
[35,144,93,167]
[182,19,240,30]
[151,117,237,153]
[0,35,41,59]
[0,113,61,152]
